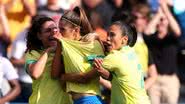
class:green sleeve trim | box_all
[87,55,105,65]
[24,60,37,74]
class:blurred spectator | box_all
[10,27,32,102]
[166,0,185,83]
[89,11,107,42]
[0,4,11,57]
[37,0,64,23]
[1,0,36,41]
[0,56,21,104]
[143,0,181,103]
[132,3,151,33]
[82,0,114,29]
[131,3,158,90]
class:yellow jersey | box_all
[103,46,150,104]
[25,50,73,104]
[60,38,104,95]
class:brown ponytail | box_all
[61,6,93,36]
[75,7,93,36]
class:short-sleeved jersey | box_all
[102,46,150,104]
[25,50,72,104]
[60,38,104,95]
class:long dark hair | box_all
[112,21,137,47]
[60,6,93,36]
[26,15,54,52]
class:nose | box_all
[52,28,58,34]
[107,35,110,41]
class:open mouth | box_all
[48,36,56,41]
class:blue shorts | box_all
[74,95,104,104]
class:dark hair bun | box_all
[128,25,137,47]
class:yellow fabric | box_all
[25,50,73,104]
[1,0,33,41]
[103,46,150,104]
[60,38,104,95]
[133,41,149,74]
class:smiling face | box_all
[106,24,127,51]
[38,20,58,48]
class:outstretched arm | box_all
[60,68,99,83]
[60,58,111,83]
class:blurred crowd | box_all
[0,0,185,104]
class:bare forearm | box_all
[166,12,181,36]
[144,12,161,35]
[61,69,98,83]
[0,88,20,103]
[61,73,85,83]
[29,51,48,79]
[99,77,111,90]
[0,5,10,36]
[83,68,99,80]
[10,57,25,67]
[51,42,62,78]
[145,77,156,90]
[98,69,110,79]
[0,80,20,103]
[161,1,181,36]
[145,64,158,90]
